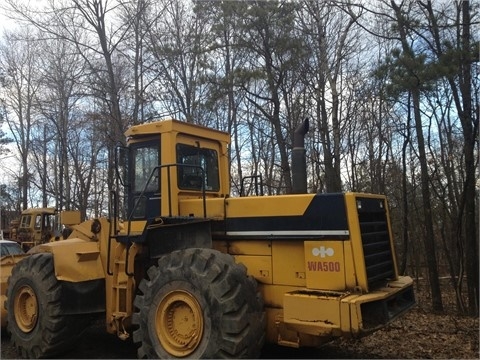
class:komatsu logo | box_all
[311,246,334,258]
[308,244,341,273]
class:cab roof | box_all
[125,118,230,144]
[21,208,55,215]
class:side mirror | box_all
[115,144,129,187]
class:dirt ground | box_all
[1,281,478,359]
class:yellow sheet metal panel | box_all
[234,255,272,284]
[179,198,225,218]
[227,240,271,255]
[304,241,346,290]
[118,220,147,236]
[129,220,147,233]
[260,285,358,346]
[385,275,413,289]
[225,194,315,218]
[344,193,368,290]
[38,239,105,282]
[272,241,306,287]
[343,240,358,289]
[258,284,299,309]
[68,219,99,241]
[283,291,344,336]
[340,296,352,334]
[60,211,81,226]
[266,307,335,348]
[340,293,361,333]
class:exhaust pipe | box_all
[292,118,309,194]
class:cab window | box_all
[34,215,42,230]
[20,215,31,228]
[133,145,159,193]
[177,144,219,191]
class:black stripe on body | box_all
[212,193,349,240]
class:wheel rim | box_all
[14,285,38,333]
[155,290,204,357]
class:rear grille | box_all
[361,286,415,330]
[356,197,395,289]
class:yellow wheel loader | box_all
[5,118,415,358]
[7,208,81,251]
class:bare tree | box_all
[0,29,42,210]
[193,1,250,192]
[146,0,207,123]
[3,0,138,192]
[33,35,88,211]
[236,1,306,194]
[117,0,160,124]
[418,0,478,316]
[298,0,364,193]
[67,112,107,220]
[364,0,478,315]
[386,0,443,311]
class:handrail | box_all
[127,163,207,225]
[118,163,207,278]
[107,190,117,276]
[125,243,134,277]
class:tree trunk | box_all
[400,94,411,275]
[419,0,478,315]
[459,0,478,316]
[391,0,443,311]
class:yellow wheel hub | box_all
[156,290,204,357]
[14,285,38,333]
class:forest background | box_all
[0,0,478,318]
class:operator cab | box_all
[119,118,230,222]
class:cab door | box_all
[128,139,161,220]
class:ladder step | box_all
[113,311,128,317]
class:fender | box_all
[31,238,105,282]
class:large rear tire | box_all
[132,248,266,358]
[6,253,90,358]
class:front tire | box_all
[6,253,89,358]
[132,248,265,358]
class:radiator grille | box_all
[357,197,395,289]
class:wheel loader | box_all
[5,207,81,251]
[4,118,415,358]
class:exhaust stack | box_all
[292,118,309,194]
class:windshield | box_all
[1,242,24,256]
